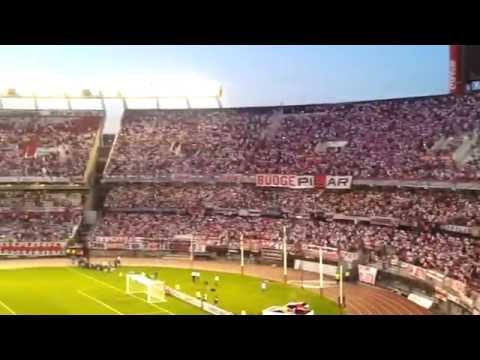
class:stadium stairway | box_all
[452,132,478,165]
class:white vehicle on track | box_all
[262,302,314,315]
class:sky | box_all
[0,45,449,133]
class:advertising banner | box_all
[444,277,468,295]
[440,224,473,236]
[165,287,233,315]
[358,265,378,285]
[370,217,399,227]
[425,269,446,285]
[0,242,64,256]
[407,264,427,281]
[315,175,353,189]
[256,174,353,189]
[238,209,262,217]
[340,250,360,263]
[407,293,434,309]
[96,236,129,250]
[127,241,145,250]
[324,141,348,148]
[301,245,359,264]
[89,242,107,250]
[256,174,314,189]
[0,176,71,183]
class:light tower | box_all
[449,45,465,95]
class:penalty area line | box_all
[68,268,174,315]
[77,290,124,315]
[0,299,16,315]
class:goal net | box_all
[287,279,338,289]
[126,274,166,303]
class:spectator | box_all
[105,93,480,181]
[0,112,102,179]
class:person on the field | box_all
[192,271,200,283]
[214,295,219,305]
[261,280,267,292]
[214,275,220,286]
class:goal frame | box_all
[125,273,166,303]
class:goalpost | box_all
[126,274,166,303]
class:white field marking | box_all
[68,268,174,315]
[77,290,124,315]
[131,311,167,315]
[0,299,16,315]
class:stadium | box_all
[0,45,479,315]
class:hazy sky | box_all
[0,45,449,133]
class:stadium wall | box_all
[371,264,478,315]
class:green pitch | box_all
[0,266,341,315]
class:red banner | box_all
[256,174,314,189]
[0,242,64,256]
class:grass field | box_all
[0,266,341,315]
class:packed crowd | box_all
[104,184,480,227]
[382,229,480,285]
[106,93,480,180]
[0,210,82,242]
[98,92,480,289]
[0,189,84,244]
[0,113,101,179]
[0,191,83,209]
[94,212,480,284]
[97,213,324,248]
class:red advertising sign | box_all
[256,174,314,189]
[256,174,353,189]
[0,242,64,256]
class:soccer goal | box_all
[287,279,338,289]
[126,274,166,303]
